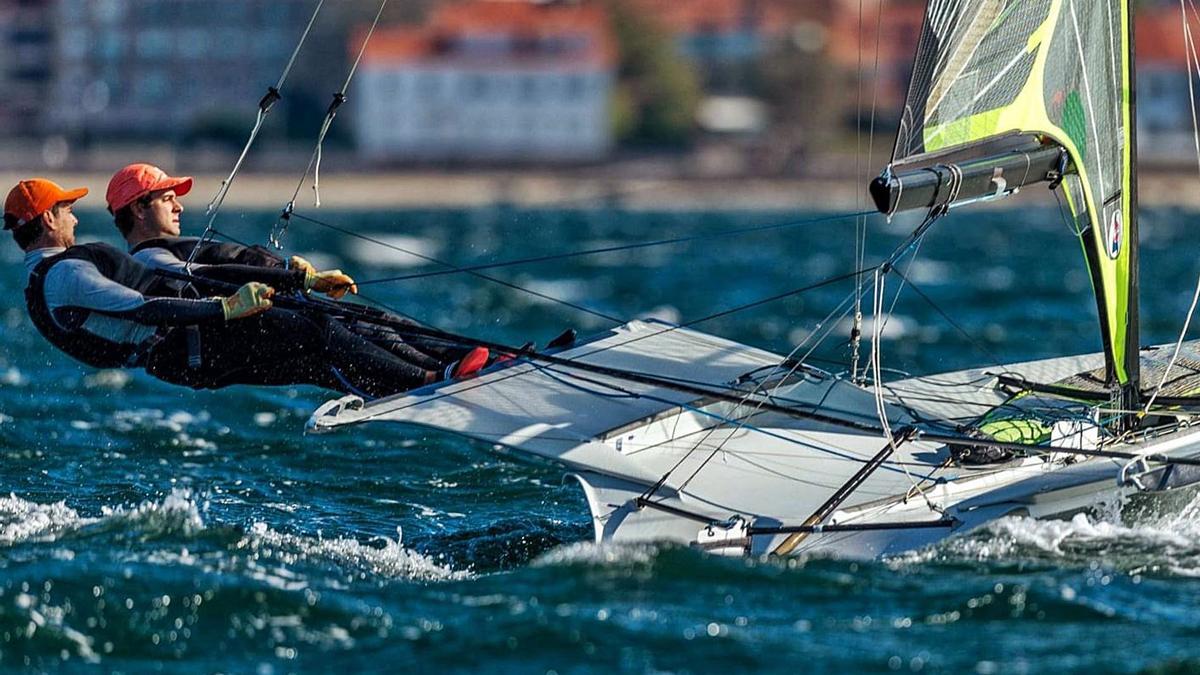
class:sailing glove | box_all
[289,255,316,275]
[221,282,275,320]
[304,268,357,299]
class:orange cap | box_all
[105,163,193,213]
[3,179,88,229]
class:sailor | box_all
[105,162,478,376]
[9,177,487,398]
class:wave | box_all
[0,490,467,584]
[906,491,1200,576]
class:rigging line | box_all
[793,283,871,368]
[853,0,886,383]
[533,365,905,477]
[1142,1,1200,416]
[186,0,326,266]
[271,0,388,249]
[850,0,869,381]
[669,290,870,496]
[1143,272,1200,415]
[888,266,1003,365]
[1184,0,1200,179]
[283,211,619,324]
[1051,182,1086,238]
[877,232,925,338]
[310,0,387,208]
[871,269,940,512]
[317,265,881,420]
[310,214,937,427]
[176,225,424,321]
[658,253,912,499]
[351,225,923,417]
[291,210,877,286]
[292,286,1200,472]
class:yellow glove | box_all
[221,282,275,320]
[289,255,316,275]
[304,268,357,299]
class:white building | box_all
[353,2,616,163]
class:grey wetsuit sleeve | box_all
[45,259,226,326]
[45,259,148,314]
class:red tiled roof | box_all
[359,0,616,68]
[628,0,808,35]
[1138,8,1192,67]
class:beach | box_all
[4,167,1198,212]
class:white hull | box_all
[308,320,1200,558]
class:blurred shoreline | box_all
[3,168,1198,211]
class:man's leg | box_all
[345,315,474,364]
[147,308,437,397]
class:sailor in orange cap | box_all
[105,162,488,380]
[8,176,486,395]
[8,177,277,374]
[107,162,357,298]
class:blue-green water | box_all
[3,204,1200,673]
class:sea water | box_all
[2,205,1199,673]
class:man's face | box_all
[45,202,78,247]
[140,189,183,236]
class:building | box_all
[0,0,54,137]
[631,0,806,81]
[1135,5,1200,161]
[352,1,617,163]
[48,0,317,140]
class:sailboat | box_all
[306,0,1200,558]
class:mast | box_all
[1121,0,1141,419]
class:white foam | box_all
[0,490,468,583]
[99,489,206,536]
[1,367,27,386]
[907,492,1200,572]
[533,540,662,568]
[241,523,470,583]
[0,494,88,545]
[347,236,439,268]
[108,408,208,433]
[82,370,131,390]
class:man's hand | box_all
[305,269,358,299]
[221,282,275,320]
[289,255,316,275]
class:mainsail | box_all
[877,0,1139,407]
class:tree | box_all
[605,0,701,147]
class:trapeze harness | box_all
[24,243,201,369]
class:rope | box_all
[1143,272,1200,415]
[869,269,940,512]
[1143,0,1200,416]
[850,0,886,383]
[270,0,388,250]
[890,267,1003,365]
[638,210,944,504]
[286,213,624,323]
[277,210,875,286]
[185,0,326,266]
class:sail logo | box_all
[1107,211,1122,259]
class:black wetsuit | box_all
[25,242,438,397]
